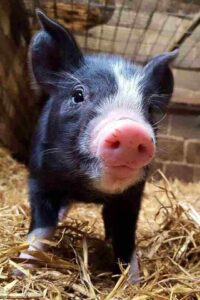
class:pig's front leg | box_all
[102,181,145,284]
[18,178,68,267]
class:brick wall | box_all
[152,112,200,182]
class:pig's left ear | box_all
[30,10,83,92]
[143,50,178,108]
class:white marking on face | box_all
[95,61,155,143]
[96,61,143,112]
[92,168,144,194]
[113,61,144,109]
[79,59,156,194]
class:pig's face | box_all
[31,11,177,194]
[77,56,155,193]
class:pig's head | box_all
[30,11,178,194]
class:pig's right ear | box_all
[30,10,83,92]
[143,50,178,109]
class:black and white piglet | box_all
[19,10,178,281]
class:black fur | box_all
[27,10,177,275]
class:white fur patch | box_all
[129,250,140,284]
[79,59,156,194]
[96,62,143,113]
[27,227,54,247]
[58,205,71,221]
[95,61,155,144]
[92,168,144,194]
[113,61,144,110]
[19,227,54,263]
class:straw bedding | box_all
[0,147,199,299]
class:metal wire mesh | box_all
[24,0,200,70]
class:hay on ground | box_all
[0,147,199,299]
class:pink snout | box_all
[95,119,155,170]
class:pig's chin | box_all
[93,166,144,194]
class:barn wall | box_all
[0,0,199,181]
[152,112,200,182]
[151,67,200,182]
[0,0,38,162]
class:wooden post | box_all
[0,0,38,162]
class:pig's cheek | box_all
[89,129,101,156]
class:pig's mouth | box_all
[92,162,143,194]
[104,163,139,179]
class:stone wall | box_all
[153,111,200,182]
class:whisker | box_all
[59,71,82,86]
[153,113,167,127]
[35,81,74,89]
[156,146,169,155]
[42,148,60,155]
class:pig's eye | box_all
[72,89,84,104]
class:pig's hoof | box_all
[12,269,25,277]
[12,253,35,277]
[112,263,140,285]
[12,264,32,277]
[113,252,140,285]
[127,270,140,285]
[128,252,140,285]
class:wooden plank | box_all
[175,24,200,67]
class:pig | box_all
[19,10,178,282]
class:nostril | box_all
[138,144,147,154]
[111,141,120,149]
[106,140,120,149]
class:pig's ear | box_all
[144,50,178,108]
[30,10,83,92]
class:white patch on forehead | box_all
[96,60,144,116]
[95,60,155,142]
[113,61,144,110]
